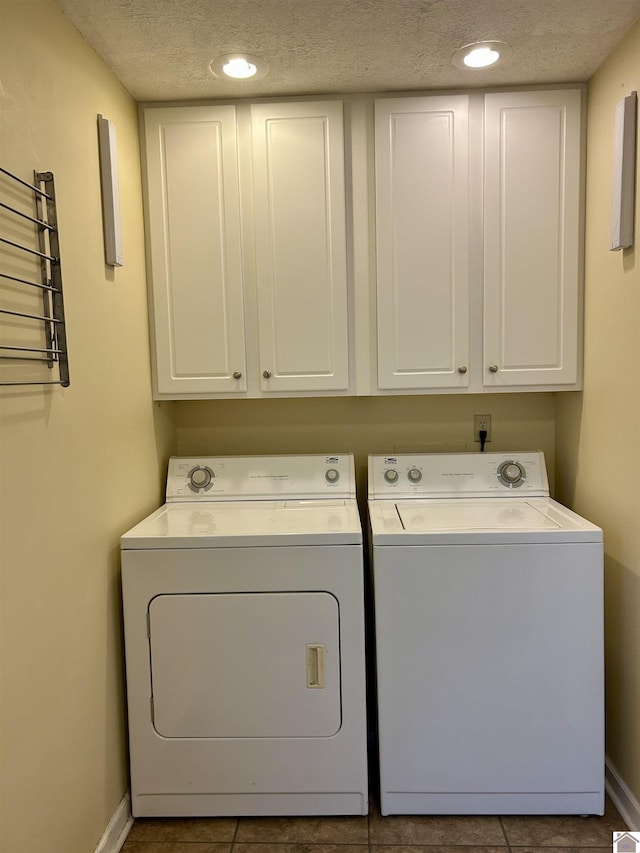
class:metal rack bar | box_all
[0,168,70,387]
[0,167,51,199]
[0,201,56,231]
[0,236,58,262]
[0,308,62,324]
[0,344,65,355]
[38,171,69,385]
[0,354,58,363]
[0,380,65,386]
[0,272,58,292]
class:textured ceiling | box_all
[53,0,640,102]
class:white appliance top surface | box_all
[369,496,601,542]
[397,499,563,531]
[122,500,362,549]
[167,454,355,501]
[368,452,602,544]
[122,454,362,549]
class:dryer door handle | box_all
[306,644,326,688]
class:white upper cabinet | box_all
[483,89,582,388]
[143,100,351,399]
[372,88,583,394]
[144,106,246,396]
[142,88,584,399]
[251,102,350,393]
[374,96,470,391]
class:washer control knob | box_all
[384,469,399,484]
[408,468,422,482]
[498,461,525,487]
[325,468,340,483]
[502,463,522,482]
[189,466,213,490]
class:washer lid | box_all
[121,499,362,548]
[369,497,602,545]
[398,499,561,531]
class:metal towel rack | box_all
[0,167,70,387]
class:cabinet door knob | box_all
[457,365,468,374]
[232,371,242,379]
[262,369,272,379]
[488,363,499,373]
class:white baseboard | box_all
[606,755,640,830]
[94,792,134,853]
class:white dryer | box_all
[121,454,368,817]
[368,451,604,817]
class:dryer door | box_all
[148,592,341,738]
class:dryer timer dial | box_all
[188,466,214,491]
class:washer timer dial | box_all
[384,469,399,484]
[497,461,526,488]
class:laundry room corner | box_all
[0,2,176,852]
[555,17,640,828]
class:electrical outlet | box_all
[474,414,492,443]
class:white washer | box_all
[121,454,368,817]
[368,451,604,816]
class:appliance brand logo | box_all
[384,457,397,464]
[614,832,640,852]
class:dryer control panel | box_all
[368,452,550,499]
[167,454,356,501]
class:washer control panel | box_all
[369,452,549,499]
[167,454,355,501]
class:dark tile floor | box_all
[121,796,627,852]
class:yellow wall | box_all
[175,393,557,503]
[0,2,176,851]
[556,20,640,806]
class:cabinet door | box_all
[483,90,582,388]
[251,102,350,393]
[374,96,470,390]
[144,106,247,396]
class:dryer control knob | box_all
[407,468,422,482]
[189,466,213,490]
[384,469,399,484]
[325,468,340,483]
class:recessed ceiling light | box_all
[451,41,512,70]
[209,53,268,80]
